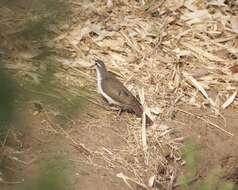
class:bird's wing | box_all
[101,77,138,106]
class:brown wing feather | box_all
[101,77,133,105]
[101,77,143,116]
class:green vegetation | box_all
[0,1,91,189]
[18,0,70,41]
[0,67,18,131]
[0,0,92,125]
[178,141,234,190]
[21,156,69,190]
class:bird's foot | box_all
[116,108,125,122]
[117,108,123,117]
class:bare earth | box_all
[1,1,238,189]
[1,103,238,190]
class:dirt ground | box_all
[174,107,238,189]
[1,103,238,190]
[1,0,238,189]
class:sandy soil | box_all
[1,103,238,190]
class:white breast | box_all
[96,67,121,105]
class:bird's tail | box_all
[145,114,153,126]
[133,102,153,126]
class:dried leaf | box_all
[231,16,238,33]
[181,41,225,62]
[229,65,238,74]
[117,173,147,189]
[107,0,113,8]
[150,107,162,115]
[183,72,215,107]
[137,88,147,151]
[207,0,226,6]
[166,0,184,11]
[148,175,155,187]
[222,90,237,109]
[191,68,210,79]
[116,173,133,189]
[184,0,199,10]
[181,9,211,24]
[173,48,192,58]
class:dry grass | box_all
[64,1,238,188]
[55,1,238,188]
[1,0,238,189]
[49,1,238,188]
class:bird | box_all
[93,59,153,126]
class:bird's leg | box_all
[117,108,123,117]
[101,96,109,105]
[116,105,132,119]
[116,107,127,122]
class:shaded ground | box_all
[1,103,238,190]
[174,107,238,188]
[1,0,238,189]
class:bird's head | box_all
[91,59,108,78]
[95,59,106,70]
